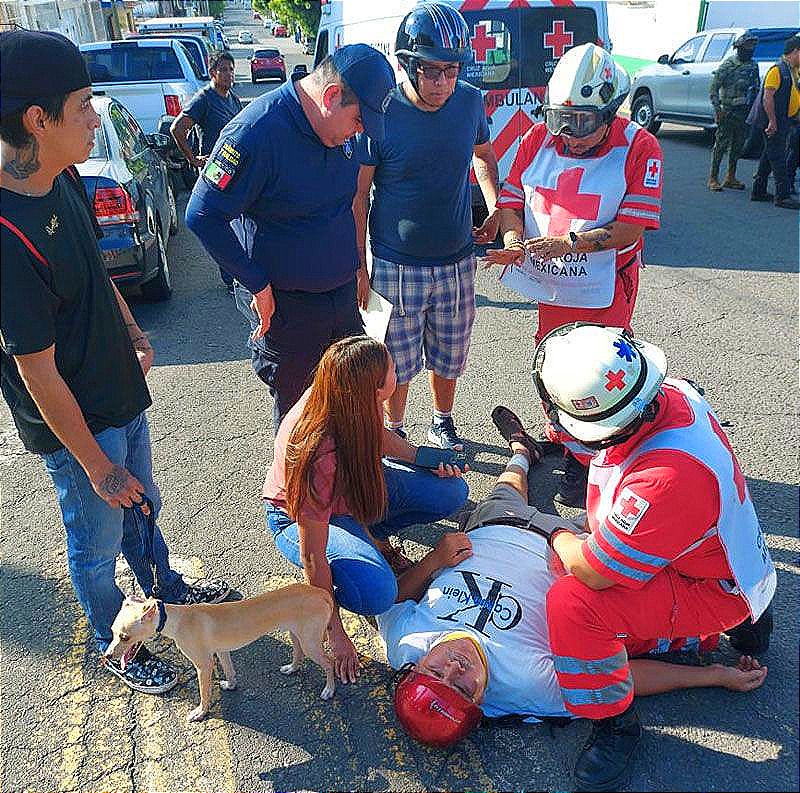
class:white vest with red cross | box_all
[507,123,640,309]
[588,378,776,620]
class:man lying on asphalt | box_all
[379,404,768,789]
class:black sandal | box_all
[491,405,560,463]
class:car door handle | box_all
[682,70,690,75]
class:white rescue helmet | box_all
[543,43,630,138]
[533,324,667,444]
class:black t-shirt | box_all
[0,175,152,455]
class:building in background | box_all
[0,0,138,41]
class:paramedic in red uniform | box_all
[487,43,663,507]
[532,323,776,792]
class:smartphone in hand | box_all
[414,445,467,470]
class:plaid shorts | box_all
[371,254,477,384]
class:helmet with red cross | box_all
[532,324,667,444]
[543,42,630,138]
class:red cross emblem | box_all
[543,20,573,58]
[605,369,626,391]
[648,160,660,179]
[603,65,612,81]
[619,496,642,518]
[471,23,496,63]
[532,168,602,237]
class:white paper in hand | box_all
[360,288,393,343]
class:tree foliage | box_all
[208,1,226,19]
[253,0,320,37]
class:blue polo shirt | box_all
[185,79,360,294]
[184,85,243,156]
[357,80,489,267]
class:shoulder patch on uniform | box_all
[202,138,243,191]
[643,158,661,189]
[608,487,650,535]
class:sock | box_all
[507,453,530,474]
[432,409,452,425]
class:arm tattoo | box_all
[99,465,130,497]
[583,225,615,251]
[2,140,41,179]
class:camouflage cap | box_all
[733,32,758,49]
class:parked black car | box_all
[78,96,178,300]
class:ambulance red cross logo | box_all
[471,23,496,63]
[543,20,573,59]
[608,487,650,534]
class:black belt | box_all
[468,515,552,542]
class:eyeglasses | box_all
[418,63,460,81]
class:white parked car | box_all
[629,26,794,133]
[237,30,254,44]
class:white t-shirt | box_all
[378,524,572,722]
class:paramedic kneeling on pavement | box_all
[486,43,663,508]
[533,324,775,790]
[381,399,768,789]
[185,45,396,430]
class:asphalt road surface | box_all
[1,10,797,793]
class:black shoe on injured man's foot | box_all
[491,405,559,462]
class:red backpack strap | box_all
[0,215,50,268]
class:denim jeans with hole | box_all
[265,458,469,615]
[42,412,186,652]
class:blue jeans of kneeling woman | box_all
[265,458,469,615]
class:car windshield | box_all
[84,45,183,82]
[254,49,279,57]
[88,124,108,160]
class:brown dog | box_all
[105,583,335,722]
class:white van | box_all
[136,16,224,53]
[314,0,611,194]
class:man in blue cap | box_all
[186,44,396,430]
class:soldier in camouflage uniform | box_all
[708,32,761,191]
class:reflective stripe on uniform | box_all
[618,207,661,221]
[553,648,628,676]
[587,534,653,582]
[560,673,633,706]
[598,525,670,569]
[622,194,662,208]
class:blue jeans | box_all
[265,458,468,615]
[42,412,186,652]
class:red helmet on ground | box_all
[393,667,482,748]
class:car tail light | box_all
[164,94,181,116]
[94,186,140,225]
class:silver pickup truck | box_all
[80,38,204,188]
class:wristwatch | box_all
[568,231,579,251]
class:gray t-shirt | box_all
[184,85,243,156]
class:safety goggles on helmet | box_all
[532,323,667,445]
[544,107,606,138]
[392,664,482,748]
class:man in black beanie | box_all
[0,30,230,694]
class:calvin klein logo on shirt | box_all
[437,570,522,635]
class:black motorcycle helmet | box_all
[395,2,472,92]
